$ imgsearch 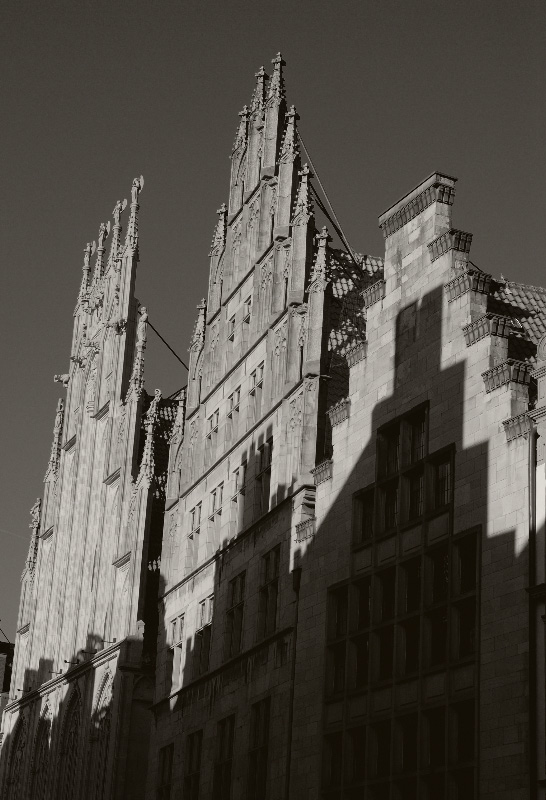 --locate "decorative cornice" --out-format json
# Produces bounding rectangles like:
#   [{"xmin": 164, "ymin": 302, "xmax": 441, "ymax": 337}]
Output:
[
  {"xmin": 295, "ymin": 517, "xmax": 316, "ymax": 542},
  {"xmin": 311, "ymin": 459, "xmax": 333, "ymax": 485},
  {"xmin": 502, "ymin": 412, "xmax": 534, "ymax": 442},
  {"xmin": 362, "ymin": 280, "xmax": 386, "ymax": 309},
  {"xmin": 462, "ymin": 313, "xmax": 513, "ymax": 347},
  {"xmin": 428, "ymin": 228, "xmax": 473, "ymax": 262},
  {"xmin": 327, "ymin": 397, "xmax": 350, "ymax": 426},
  {"xmin": 444, "ymin": 267, "xmax": 492, "ymax": 302},
  {"xmin": 482, "ymin": 359, "xmax": 531, "ymax": 393},
  {"xmin": 379, "ymin": 179, "xmax": 456, "ymax": 239},
  {"xmin": 345, "ymin": 341, "xmax": 367, "ymax": 367}
]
